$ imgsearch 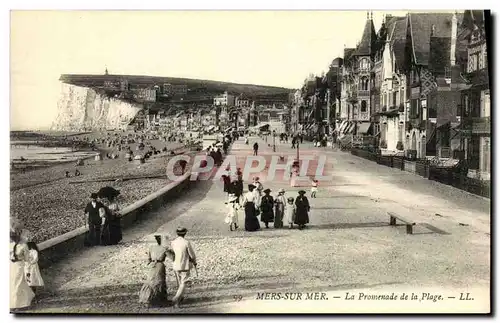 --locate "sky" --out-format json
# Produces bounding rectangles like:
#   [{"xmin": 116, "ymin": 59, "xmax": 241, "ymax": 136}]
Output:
[{"xmin": 10, "ymin": 10, "xmax": 409, "ymax": 130}]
